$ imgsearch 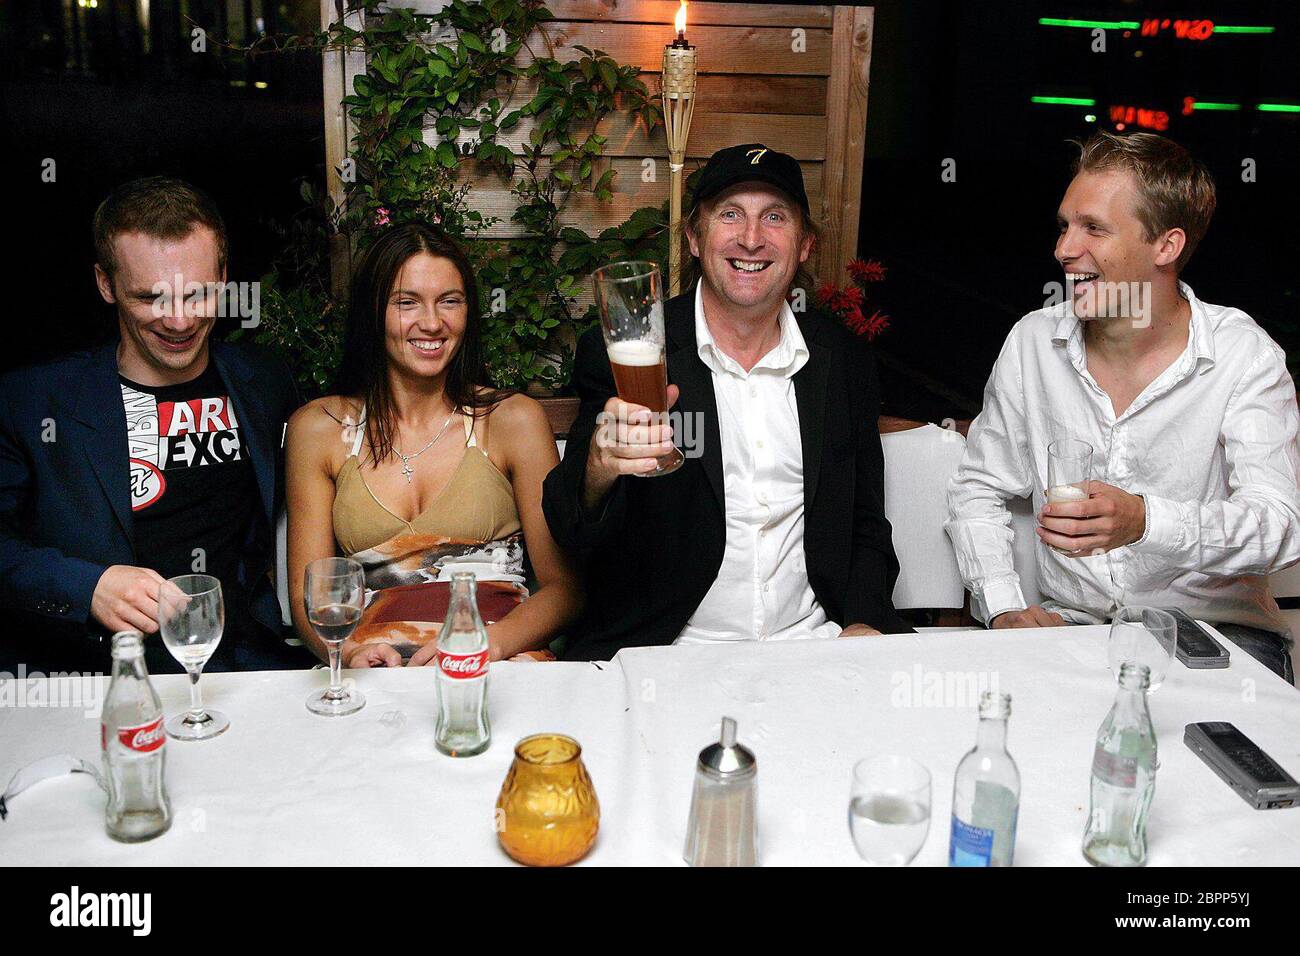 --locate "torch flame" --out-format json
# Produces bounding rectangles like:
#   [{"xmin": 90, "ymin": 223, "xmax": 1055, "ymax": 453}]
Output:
[{"xmin": 675, "ymin": 0, "xmax": 687, "ymax": 36}]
